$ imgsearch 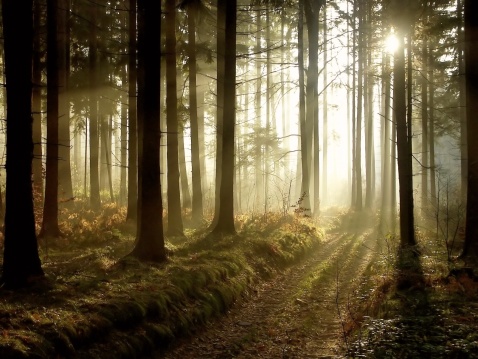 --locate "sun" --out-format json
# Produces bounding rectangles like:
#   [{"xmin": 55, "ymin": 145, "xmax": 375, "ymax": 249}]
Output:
[{"xmin": 385, "ymin": 33, "xmax": 399, "ymax": 54}]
